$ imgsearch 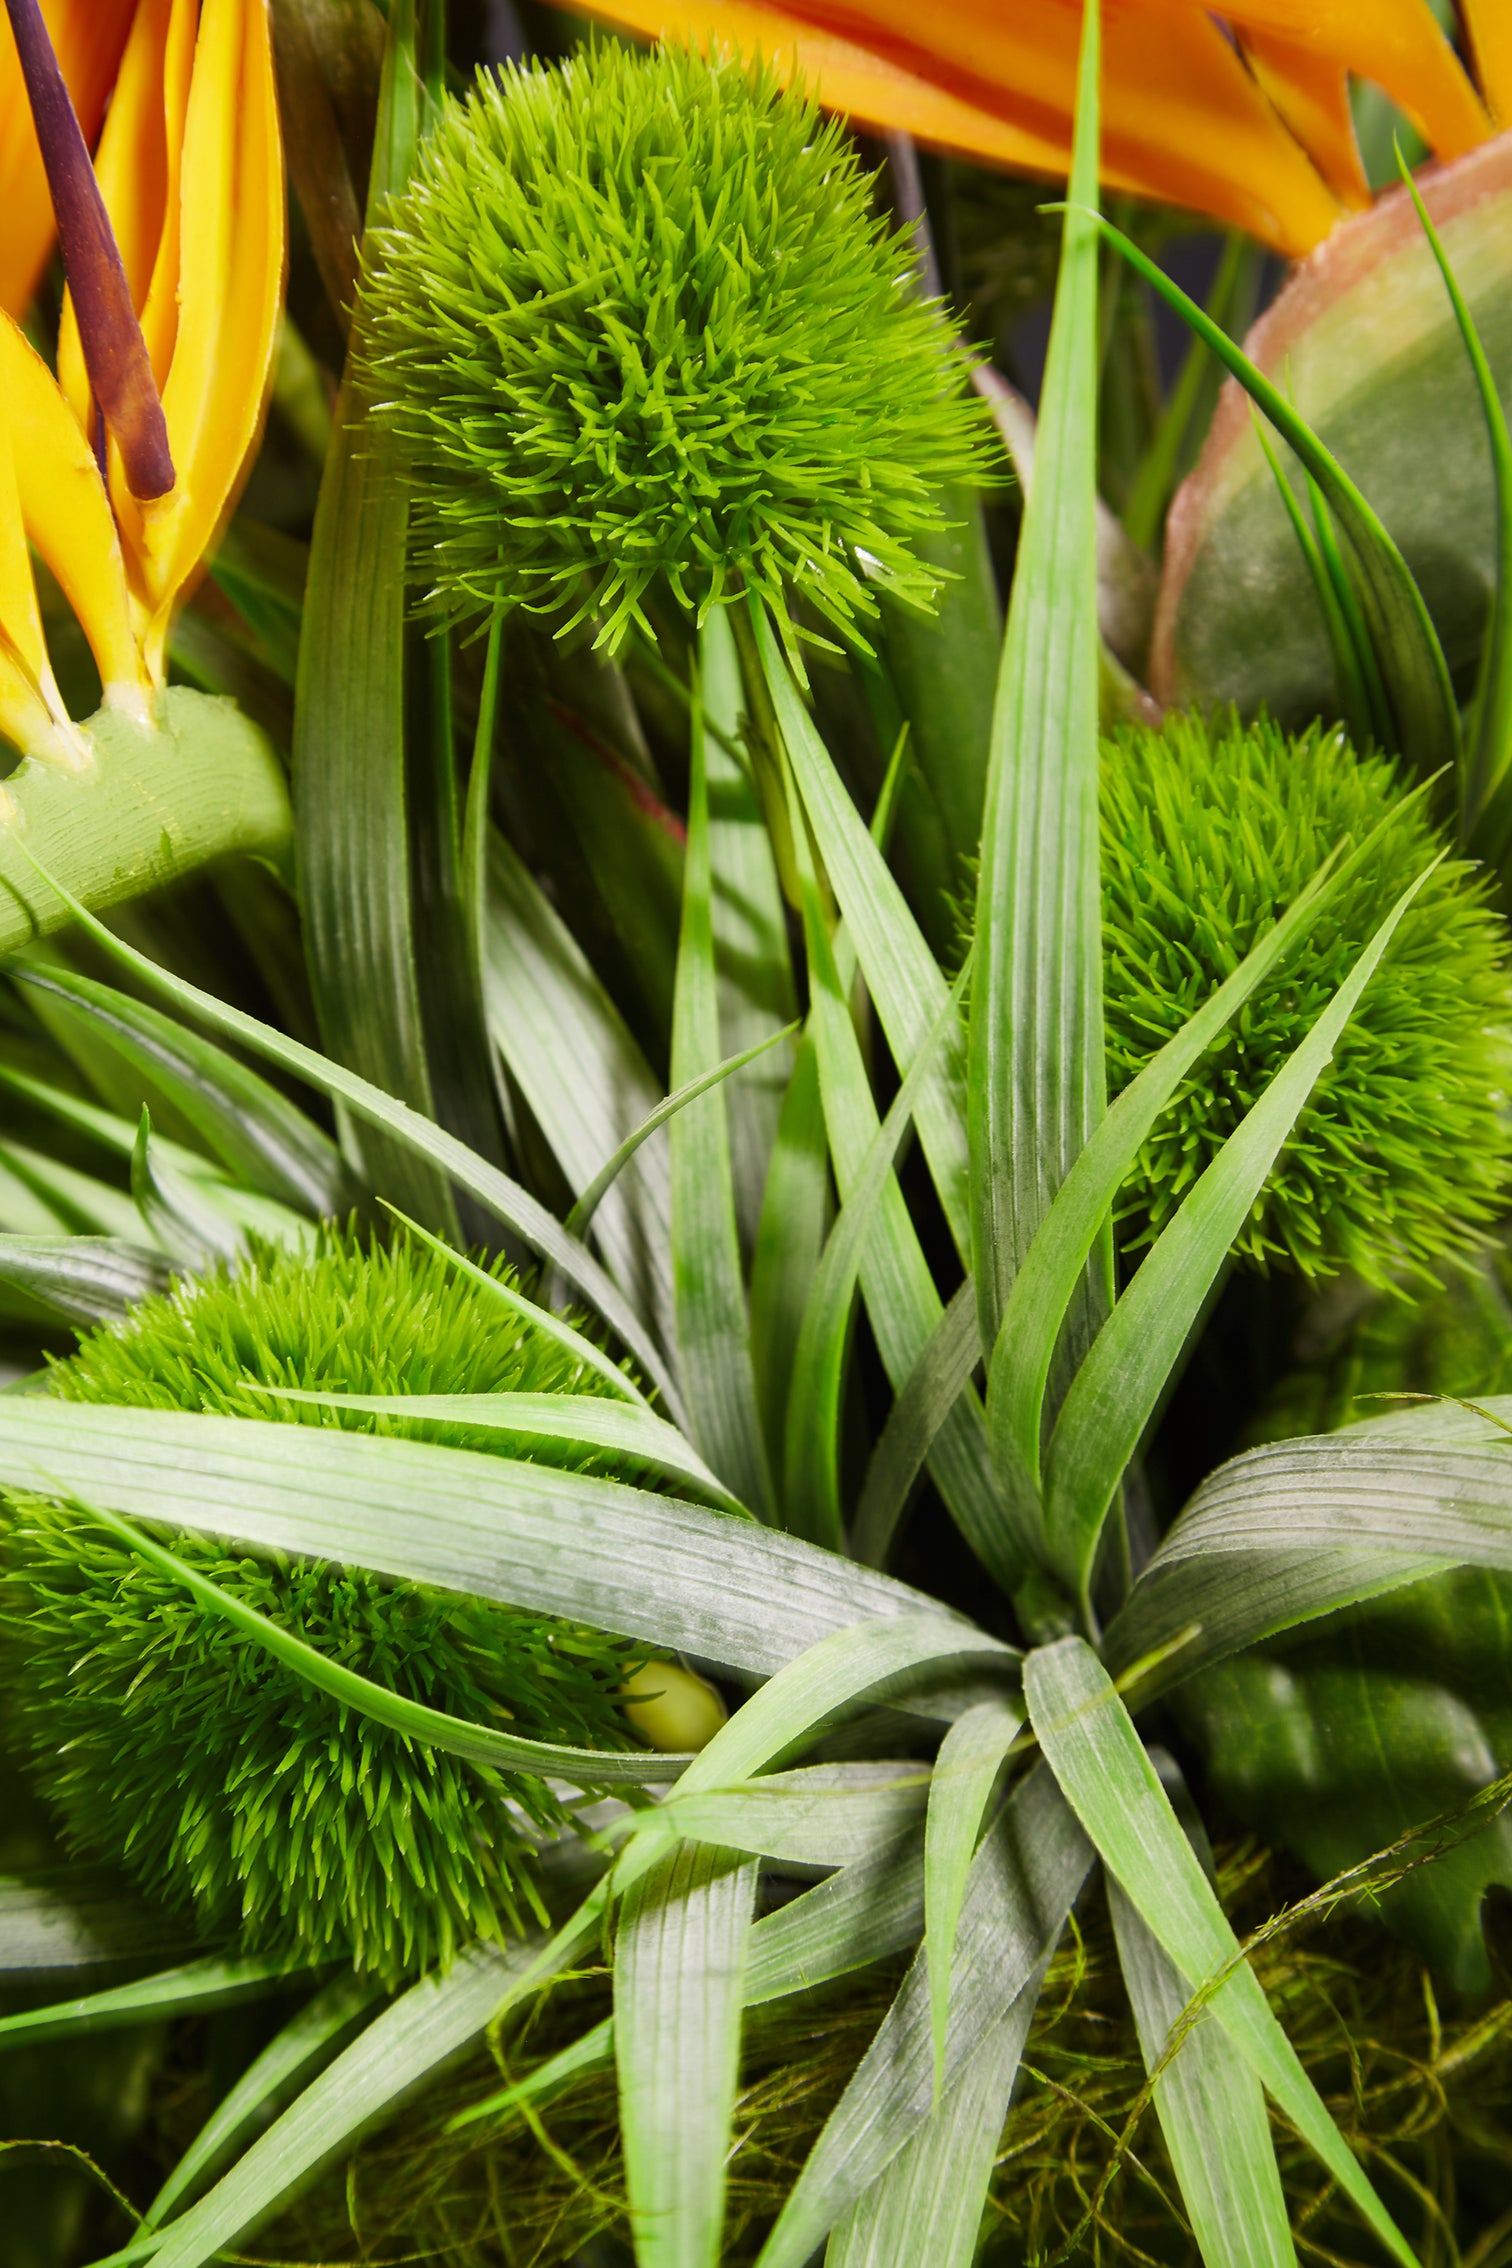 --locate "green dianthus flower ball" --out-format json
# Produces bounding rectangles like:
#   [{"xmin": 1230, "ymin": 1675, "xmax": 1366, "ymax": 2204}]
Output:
[
  {"xmin": 1101, "ymin": 712, "xmax": 1512, "ymax": 1283},
  {"xmin": 0, "ymin": 1226, "xmax": 656, "ymax": 1982},
  {"xmin": 359, "ymin": 41, "xmax": 996, "ymax": 649}
]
